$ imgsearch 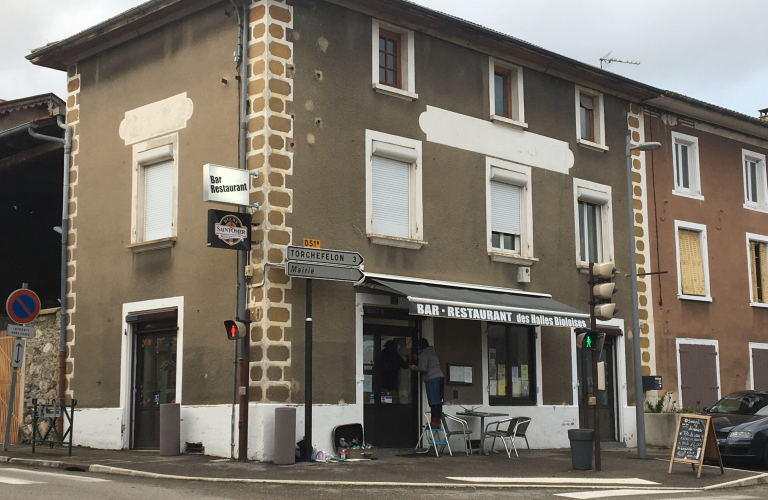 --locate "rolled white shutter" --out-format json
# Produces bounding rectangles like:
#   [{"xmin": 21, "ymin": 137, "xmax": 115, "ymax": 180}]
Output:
[
  {"xmin": 144, "ymin": 160, "xmax": 174, "ymax": 241},
  {"xmin": 491, "ymin": 180, "xmax": 521, "ymax": 235},
  {"xmin": 371, "ymin": 155, "xmax": 410, "ymax": 238}
]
